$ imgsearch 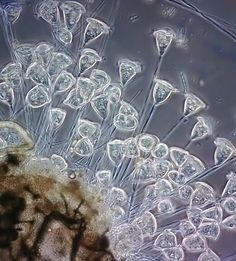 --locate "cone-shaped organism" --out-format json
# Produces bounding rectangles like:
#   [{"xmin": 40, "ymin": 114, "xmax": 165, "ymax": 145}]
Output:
[
  {"xmin": 182, "ymin": 233, "xmax": 207, "ymax": 253},
  {"xmin": 154, "ymin": 229, "xmax": 177, "ymax": 249},
  {"xmin": 49, "ymin": 108, "xmax": 67, "ymax": 130},
  {"xmin": 77, "ymin": 119, "xmax": 101, "ymax": 143},
  {"xmin": 37, "ymin": 0, "xmax": 60, "ymax": 25},
  {"xmin": 63, "ymin": 88, "xmax": 86, "ymax": 109},
  {"xmin": 113, "ymin": 114, "xmax": 138, "ymax": 132},
  {"xmin": 190, "ymin": 116, "xmax": 212, "ymax": 141},
  {"xmin": 198, "ymin": 249, "xmax": 221, "ymax": 261},
  {"xmin": 0, "ymin": 82, "xmax": 14, "ymax": 107},
  {"xmin": 54, "ymin": 26, "xmax": 73, "ymax": 45},
  {"xmin": 90, "ymin": 69, "xmax": 111, "ymax": 92},
  {"xmin": 53, "ymin": 70, "xmax": 75, "ymax": 93},
  {"xmin": 51, "ymin": 154, "xmax": 68, "ymax": 171},
  {"xmin": 76, "ymin": 76, "xmax": 96, "ymax": 101},
  {"xmin": 73, "ymin": 137, "xmax": 94, "ymax": 157},
  {"xmin": 25, "ymin": 85, "xmax": 51, "ymax": 108},
  {"xmin": 107, "ymin": 139, "xmax": 125, "ymax": 166},
  {"xmin": 78, "ymin": 48, "xmax": 101, "ymax": 74},
  {"xmin": 1, "ymin": 63, "xmax": 22, "ymax": 87},
  {"xmin": 33, "ymin": 42, "xmax": 54, "ymax": 67},
  {"xmin": 183, "ymin": 93, "xmax": 206, "ymax": 117},
  {"xmin": 91, "ymin": 94, "xmax": 110, "ymax": 119},
  {"xmin": 153, "ymin": 28, "xmax": 175, "ymax": 56},
  {"xmin": 14, "ymin": 43, "xmax": 35, "ymax": 67},
  {"xmin": 5, "ymin": 4, "xmax": 22, "ymax": 24},
  {"xmin": 48, "ymin": 52, "xmax": 72, "ymax": 76}
]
